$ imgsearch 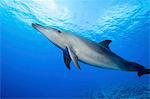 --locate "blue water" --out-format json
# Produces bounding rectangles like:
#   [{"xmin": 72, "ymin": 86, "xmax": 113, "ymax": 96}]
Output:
[{"xmin": 1, "ymin": 0, "xmax": 150, "ymax": 98}]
